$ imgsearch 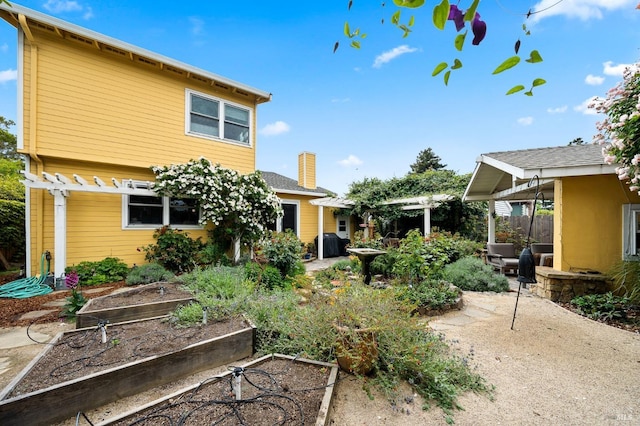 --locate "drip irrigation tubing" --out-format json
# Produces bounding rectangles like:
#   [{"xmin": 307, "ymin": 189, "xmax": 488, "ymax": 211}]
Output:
[{"xmin": 0, "ymin": 252, "xmax": 53, "ymax": 299}]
